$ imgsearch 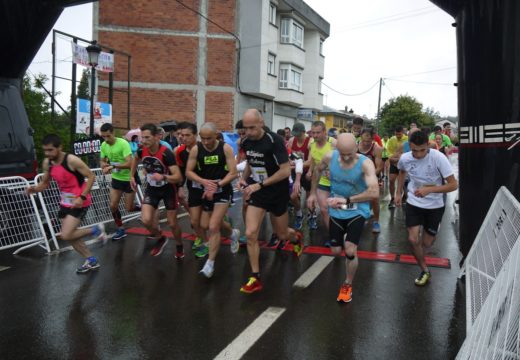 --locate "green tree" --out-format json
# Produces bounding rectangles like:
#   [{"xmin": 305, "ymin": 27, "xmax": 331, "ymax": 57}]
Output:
[
  {"xmin": 379, "ymin": 95, "xmax": 437, "ymax": 135},
  {"xmin": 22, "ymin": 74, "xmax": 71, "ymax": 164},
  {"xmin": 77, "ymin": 69, "xmax": 90, "ymax": 99}
]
